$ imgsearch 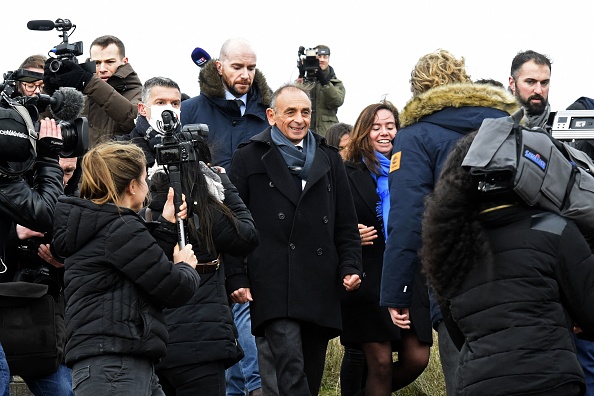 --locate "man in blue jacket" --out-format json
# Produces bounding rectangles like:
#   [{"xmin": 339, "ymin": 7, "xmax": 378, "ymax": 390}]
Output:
[{"xmin": 181, "ymin": 37, "xmax": 272, "ymax": 396}]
